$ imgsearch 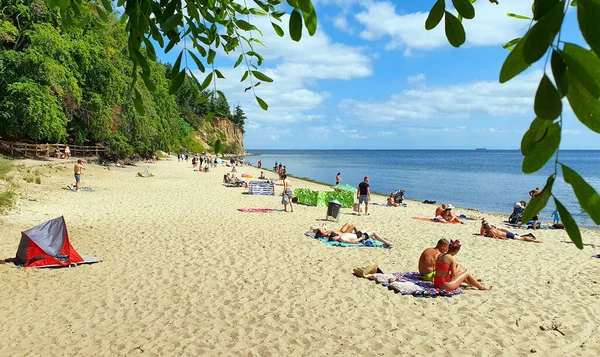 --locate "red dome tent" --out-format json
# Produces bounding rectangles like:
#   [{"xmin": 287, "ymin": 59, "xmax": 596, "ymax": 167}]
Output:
[{"xmin": 16, "ymin": 216, "xmax": 99, "ymax": 268}]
